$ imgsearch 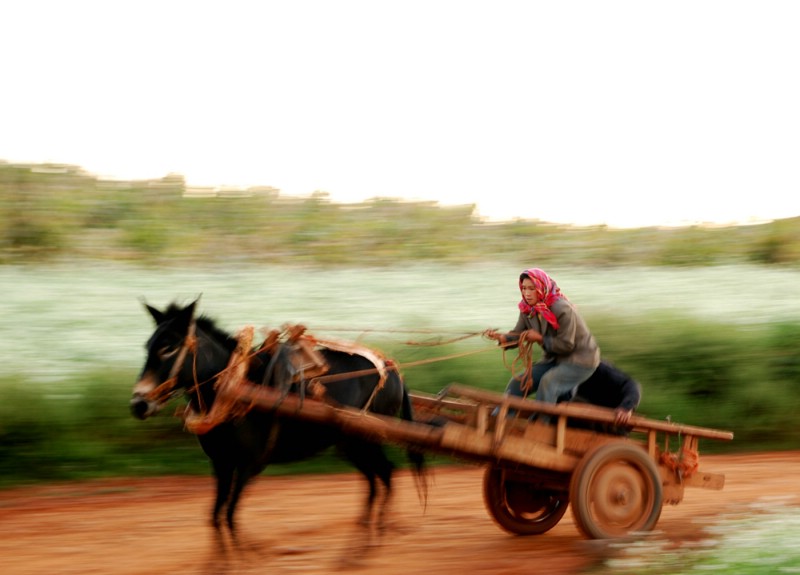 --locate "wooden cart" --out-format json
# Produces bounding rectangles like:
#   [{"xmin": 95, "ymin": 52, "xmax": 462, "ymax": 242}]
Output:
[{"xmin": 221, "ymin": 381, "xmax": 733, "ymax": 540}]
